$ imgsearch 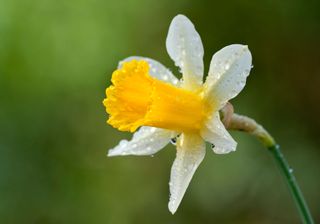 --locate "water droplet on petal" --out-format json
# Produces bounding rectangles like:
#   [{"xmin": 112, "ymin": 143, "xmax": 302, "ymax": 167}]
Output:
[{"xmin": 170, "ymin": 138, "xmax": 177, "ymax": 145}]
